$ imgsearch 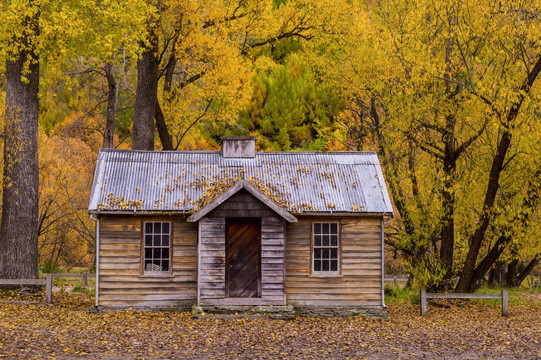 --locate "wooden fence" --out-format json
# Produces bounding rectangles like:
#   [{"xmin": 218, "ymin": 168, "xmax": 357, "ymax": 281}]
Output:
[
  {"xmin": 384, "ymin": 276, "xmax": 409, "ymax": 287},
  {"xmin": 0, "ymin": 273, "xmax": 95, "ymax": 304},
  {"xmin": 420, "ymin": 289, "xmax": 508, "ymax": 317}
]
